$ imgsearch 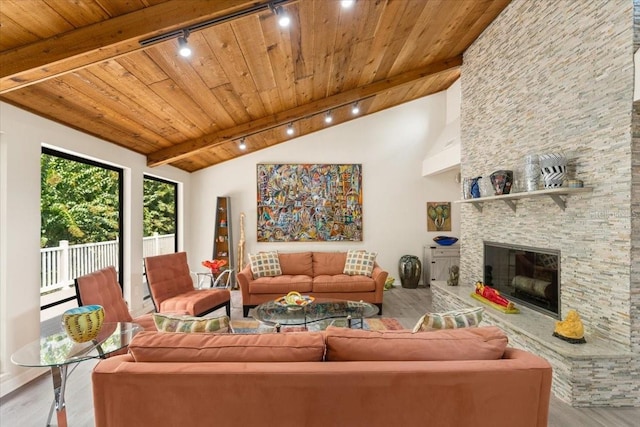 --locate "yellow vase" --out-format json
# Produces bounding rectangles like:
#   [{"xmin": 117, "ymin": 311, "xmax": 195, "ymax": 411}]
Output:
[{"xmin": 62, "ymin": 305, "xmax": 105, "ymax": 343}]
